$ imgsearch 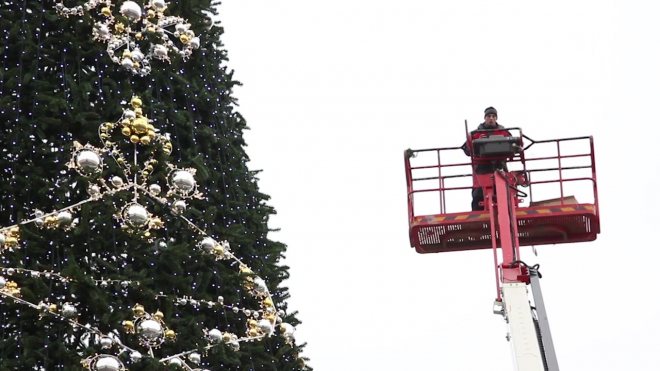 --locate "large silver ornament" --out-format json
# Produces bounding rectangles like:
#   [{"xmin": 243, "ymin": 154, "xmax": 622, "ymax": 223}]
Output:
[
  {"xmin": 77, "ymin": 150, "xmax": 101, "ymax": 172},
  {"xmin": 168, "ymin": 358, "xmax": 183, "ymax": 367},
  {"xmin": 200, "ymin": 237, "xmax": 215, "ymax": 252},
  {"xmin": 120, "ymin": 1, "xmax": 142, "ymax": 21},
  {"xmin": 121, "ymin": 58, "xmax": 134, "ymax": 69},
  {"xmin": 154, "ymin": 44, "xmax": 168, "ymax": 58},
  {"xmin": 253, "ymin": 278, "xmax": 268, "ymax": 294},
  {"xmin": 189, "ymin": 352, "xmax": 201, "ymax": 364},
  {"xmin": 124, "ymin": 109, "xmax": 136, "ymax": 119},
  {"xmin": 127, "ymin": 205, "xmax": 149, "ymax": 227},
  {"xmin": 130, "ymin": 351, "xmax": 142, "ymax": 362},
  {"xmin": 152, "ymin": 0, "xmax": 167, "ymax": 11},
  {"xmin": 0, "ymin": 233, "xmax": 6, "ymax": 247},
  {"xmin": 95, "ymin": 356, "xmax": 121, "ymax": 371},
  {"xmin": 190, "ymin": 37, "xmax": 200, "ymax": 49},
  {"xmin": 258, "ymin": 319, "xmax": 274, "ymax": 335},
  {"xmin": 100, "ymin": 336, "xmax": 113, "ymax": 349},
  {"xmin": 207, "ymin": 329, "xmax": 222, "ymax": 343},
  {"xmin": 57, "ymin": 211, "xmax": 73, "ymax": 226},
  {"xmin": 111, "ymin": 176, "xmax": 124, "ymax": 187},
  {"xmin": 149, "ymin": 184, "xmax": 162, "ymax": 194},
  {"xmin": 0, "ymin": 276, "xmax": 6, "ymax": 289},
  {"xmin": 172, "ymin": 200, "xmax": 186, "ymax": 213},
  {"xmin": 62, "ymin": 303, "xmax": 77, "ymax": 318},
  {"xmin": 138, "ymin": 319, "xmax": 163, "ymax": 340},
  {"xmin": 172, "ymin": 170, "xmax": 195, "ymax": 191}
]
